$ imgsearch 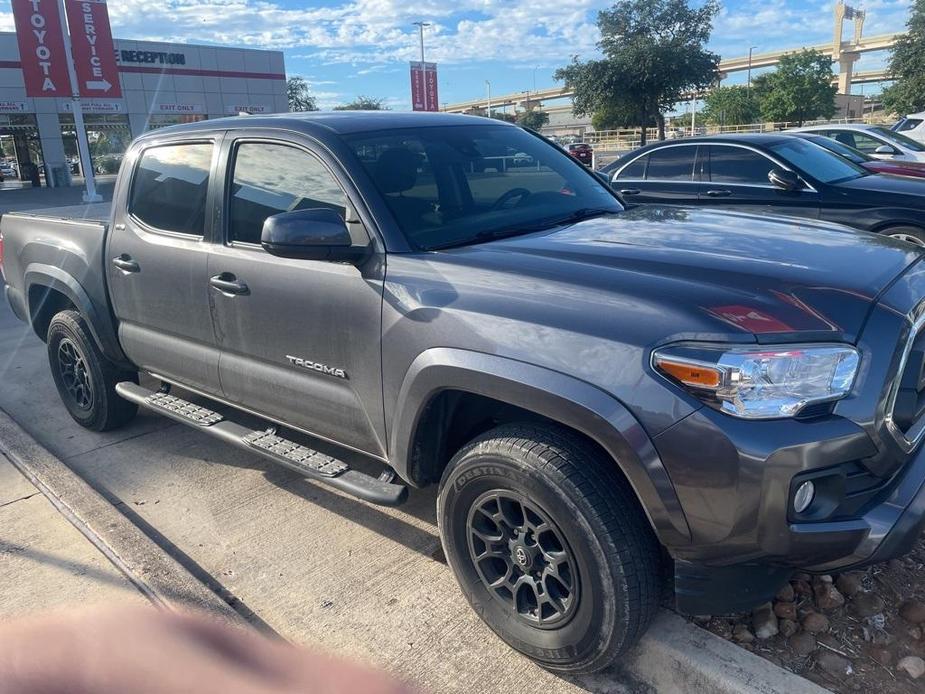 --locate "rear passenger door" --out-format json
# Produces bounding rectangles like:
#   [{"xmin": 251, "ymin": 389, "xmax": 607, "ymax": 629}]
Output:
[
  {"xmin": 107, "ymin": 135, "xmax": 223, "ymax": 395},
  {"xmin": 702, "ymin": 145, "xmax": 820, "ymax": 220},
  {"xmin": 207, "ymin": 135, "xmax": 387, "ymax": 457},
  {"xmin": 611, "ymin": 145, "xmax": 701, "ymax": 205}
]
